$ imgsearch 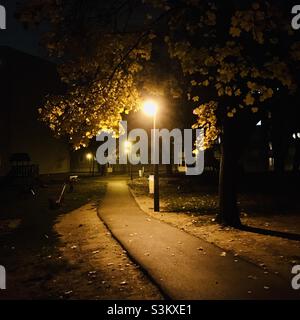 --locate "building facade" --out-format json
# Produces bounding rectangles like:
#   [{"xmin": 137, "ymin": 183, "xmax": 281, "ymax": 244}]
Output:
[{"xmin": 0, "ymin": 47, "xmax": 70, "ymax": 177}]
